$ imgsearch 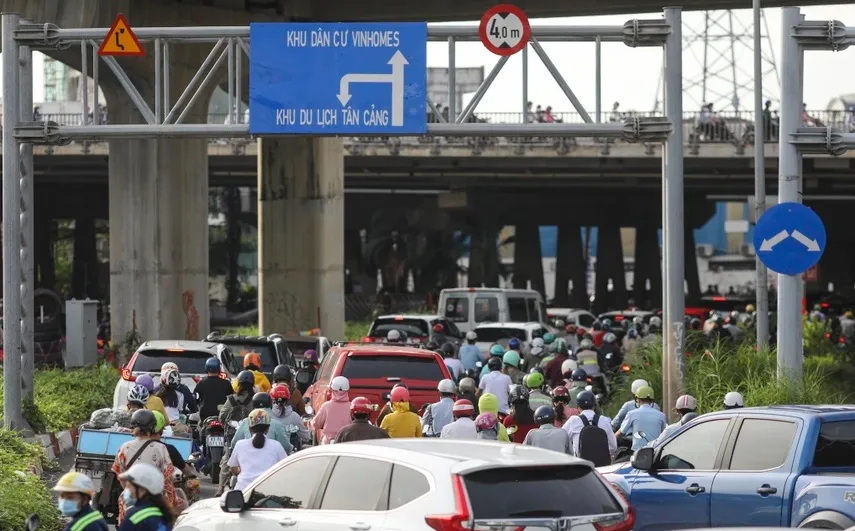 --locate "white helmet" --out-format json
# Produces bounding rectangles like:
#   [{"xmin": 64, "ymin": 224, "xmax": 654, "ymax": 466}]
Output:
[
  {"xmin": 579, "ymin": 338, "xmax": 594, "ymax": 349},
  {"xmin": 675, "ymin": 394, "xmax": 697, "ymax": 410},
  {"xmin": 437, "ymin": 379, "xmax": 456, "ymax": 394},
  {"xmin": 465, "ymin": 331, "xmax": 477, "ymax": 341},
  {"xmin": 724, "ymin": 391, "xmax": 744, "ymax": 408},
  {"xmin": 127, "ymin": 384, "xmax": 150, "ymax": 405},
  {"xmin": 631, "ymin": 379, "xmax": 650, "ymax": 395},
  {"xmin": 458, "ymin": 377, "xmax": 476, "ymax": 393},
  {"xmin": 119, "ymin": 463, "xmax": 165, "ymax": 495},
  {"xmin": 561, "ymin": 359, "xmax": 578, "ymax": 375},
  {"xmin": 162, "ymin": 368, "xmax": 181, "ymax": 387},
  {"xmin": 160, "ymin": 362, "xmax": 179, "ymax": 380},
  {"xmin": 331, "ymin": 376, "xmax": 350, "ymax": 392},
  {"xmin": 386, "ymin": 329, "xmax": 401, "ymax": 342},
  {"xmin": 649, "ymin": 316, "xmax": 662, "ymax": 328},
  {"xmin": 603, "ymin": 332, "xmax": 617, "ymax": 343}
]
